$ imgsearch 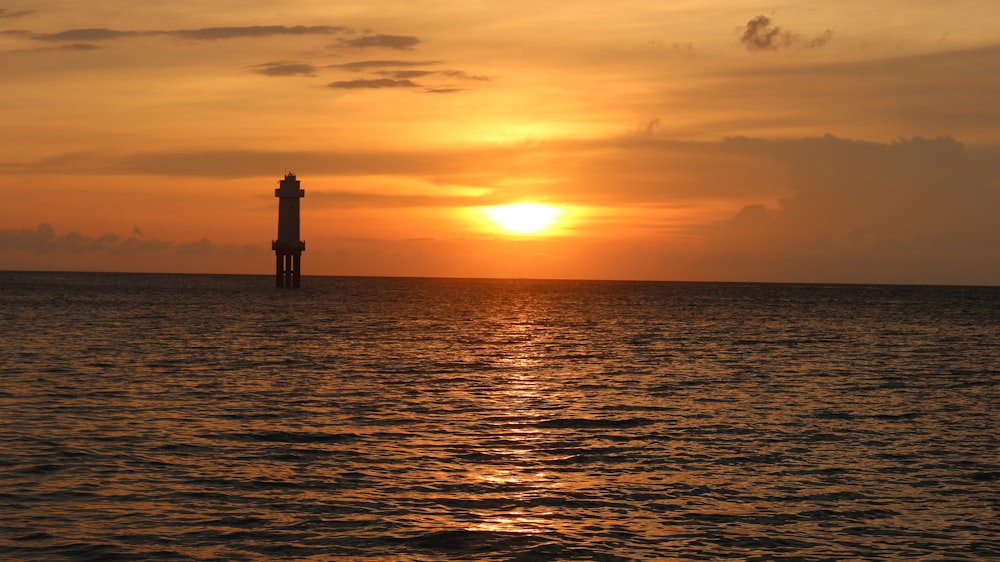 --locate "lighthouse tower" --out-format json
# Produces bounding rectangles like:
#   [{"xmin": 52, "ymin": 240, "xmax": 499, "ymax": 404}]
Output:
[{"xmin": 272, "ymin": 173, "xmax": 305, "ymax": 288}]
